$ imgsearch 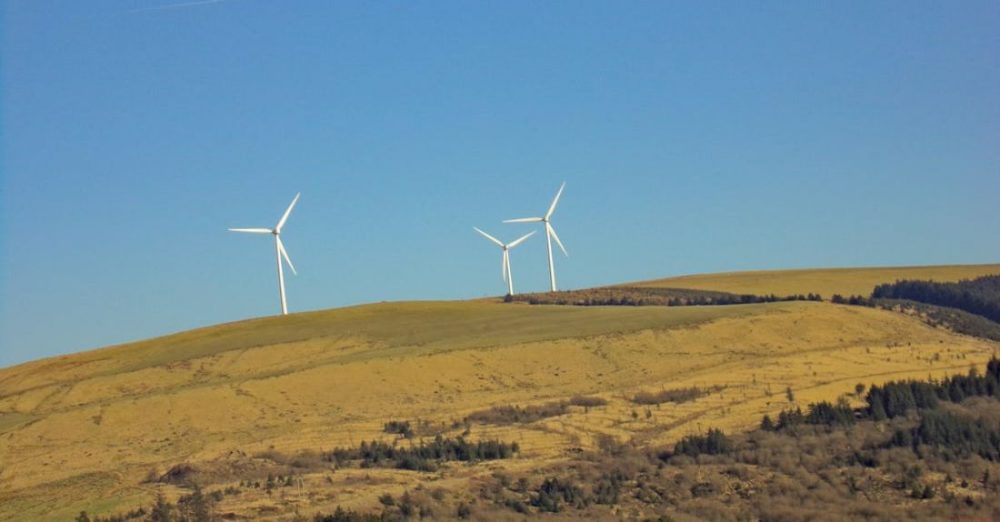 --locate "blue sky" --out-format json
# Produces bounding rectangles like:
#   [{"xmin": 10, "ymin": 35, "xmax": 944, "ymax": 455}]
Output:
[{"xmin": 2, "ymin": 1, "xmax": 998, "ymax": 367}]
